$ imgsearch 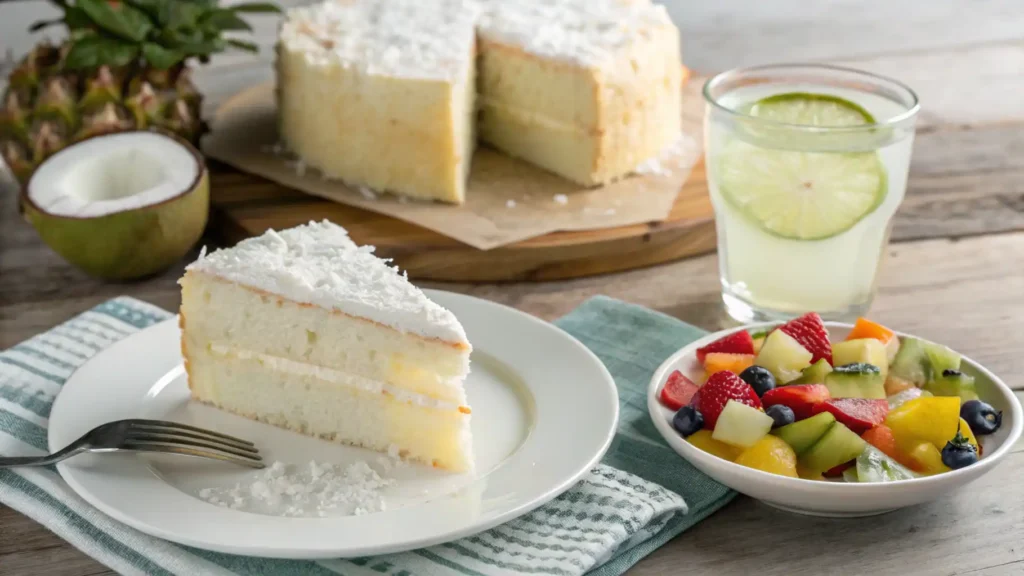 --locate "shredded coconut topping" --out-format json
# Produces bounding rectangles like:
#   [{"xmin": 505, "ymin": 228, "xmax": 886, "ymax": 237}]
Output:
[
  {"xmin": 478, "ymin": 0, "xmax": 674, "ymax": 67},
  {"xmin": 198, "ymin": 460, "xmax": 396, "ymax": 517},
  {"xmin": 279, "ymin": 0, "xmax": 480, "ymax": 80},
  {"xmin": 633, "ymin": 134, "xmax": 693, "ymax": 177},
  {"xmin": 186, "ymin": 220, "xmax": 468, "ymax": 344}
]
